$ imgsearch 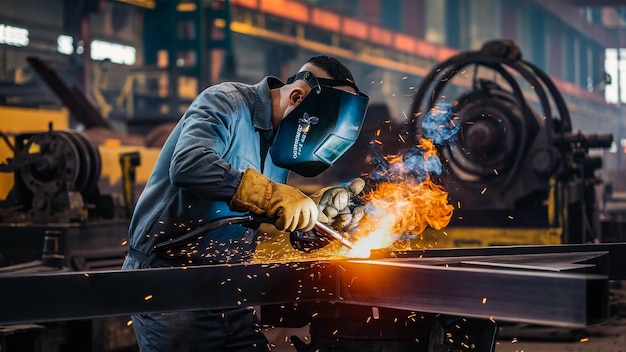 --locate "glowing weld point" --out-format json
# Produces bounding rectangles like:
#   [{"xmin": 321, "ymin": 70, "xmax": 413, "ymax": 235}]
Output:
[
  {"xmin": 580, "ymin": 337, "xmax": 589, "ymax": 343},
  {"xmin": 127, "ymin": 320, "xmax": 133, "ymax": 326},
  {"xmin": 482, "ymin": 297, "xmax": 487, "ymax": 304}
]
